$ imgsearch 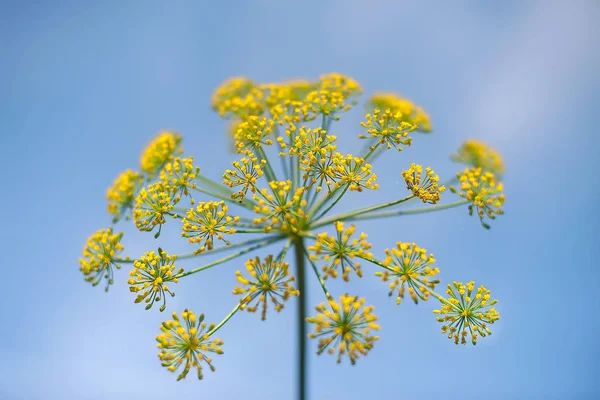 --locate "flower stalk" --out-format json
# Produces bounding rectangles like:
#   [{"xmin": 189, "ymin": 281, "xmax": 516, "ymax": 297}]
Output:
[
  {"xmin": 294, "ymin": 236, "xmax": 308, "ymax": 400},
  {"xmin": 322, "ymin": 199, "xmax": 470, "ymax": 225},
  {"xmin": 176, "ymin": 236, "xmax": 284, "ymax": 278}
]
